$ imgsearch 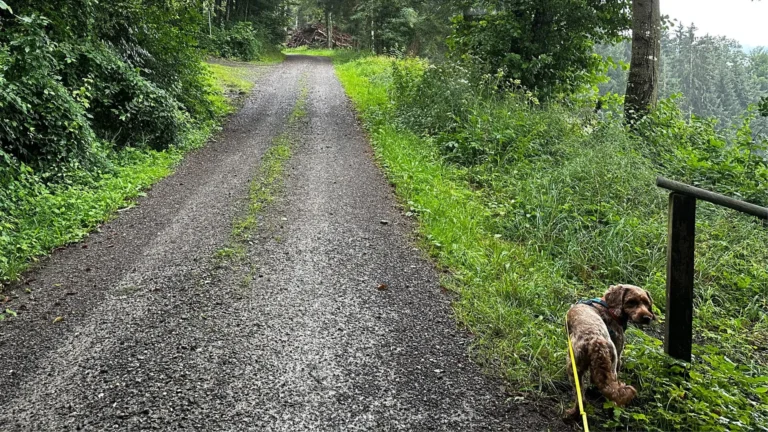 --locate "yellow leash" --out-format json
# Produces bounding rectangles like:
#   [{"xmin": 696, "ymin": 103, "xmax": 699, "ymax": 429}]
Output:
[{"xmin": 567, "ymin": 319, "xmax": 590, "ymax": 432}]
